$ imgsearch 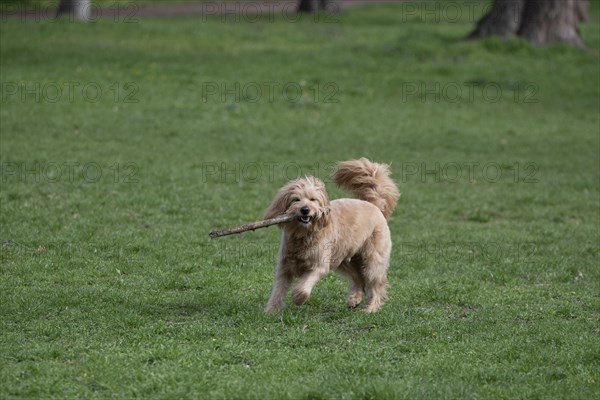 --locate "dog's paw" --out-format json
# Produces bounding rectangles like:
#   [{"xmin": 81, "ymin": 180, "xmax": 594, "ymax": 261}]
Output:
[
  {"xmin": 347, "ymin": 296, "xmax": 363, "ymax": 309},
  {"xmin": 292, "ymin": 290, "xmax": 310, "ymax": 306},
  {"xmin": 264, "ymin": 303, "xmax": 283, "ymax": 313}
]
